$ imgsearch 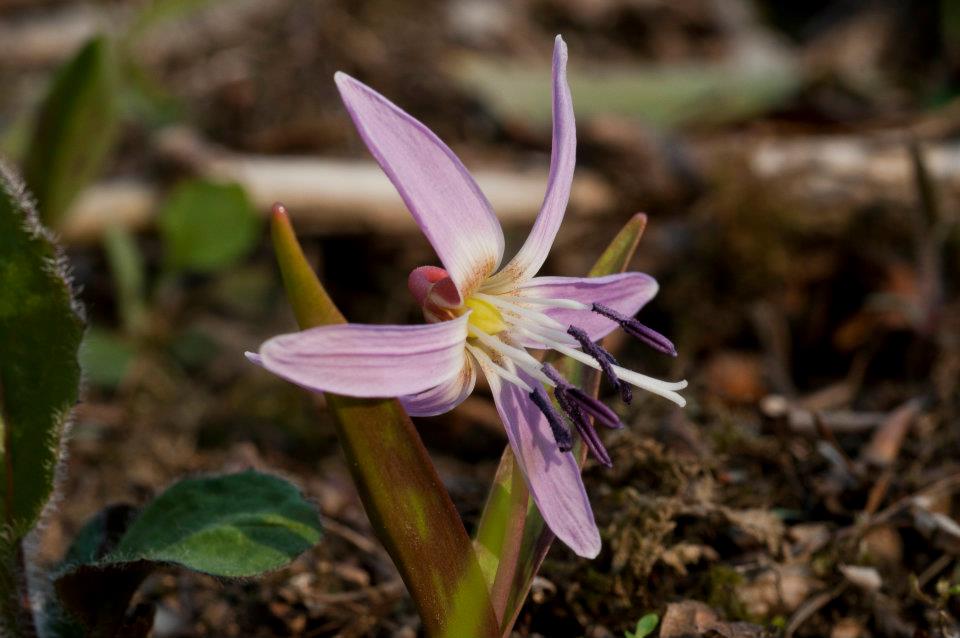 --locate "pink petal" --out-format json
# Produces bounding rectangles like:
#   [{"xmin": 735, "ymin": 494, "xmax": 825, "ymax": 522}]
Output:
[
  {"xmin": 335, "ymin": 73, "xmax": 504, "ymax": 301},
  {"xmin": 485, "ymin": 35, "xmax": 575, "ymax": 290},
  {"xmin": 408, "ymin": 266, "xmax": 460, "ymax": 309},
  {"xmin": 476, "ymin": 358, "xmax": 601, "ymax": 558},
  {"xmin": 517, "ymin": 272, "xmax": 658, "ymax": 345},
  {"xmin": 251, "ymin": 315, "xmax": 469, "ymax": 398},
  {"xmin": 401, "ymin": 356, "xmax": 476, "ymax": 416}
]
